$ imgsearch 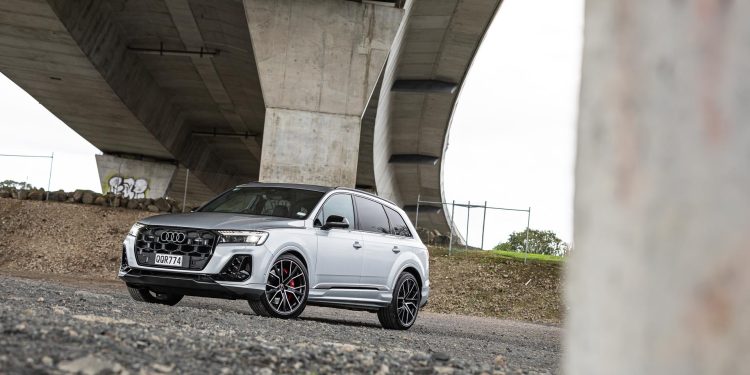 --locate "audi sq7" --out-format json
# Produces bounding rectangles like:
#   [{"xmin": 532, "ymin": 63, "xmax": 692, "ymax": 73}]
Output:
[{"xmin": 118, "ymin": 183, "xmax": 429, "ymax": 329}]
